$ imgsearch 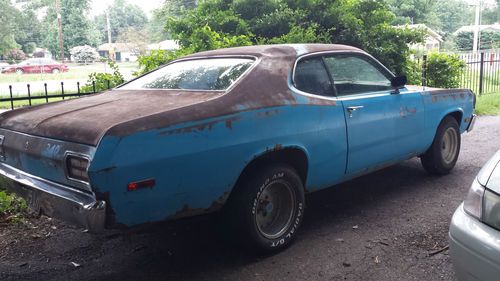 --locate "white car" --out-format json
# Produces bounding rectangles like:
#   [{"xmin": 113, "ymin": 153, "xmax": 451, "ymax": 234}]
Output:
[{"xmin": 450, "ymin": 150, "xmax": 500, "ymax": 281}]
